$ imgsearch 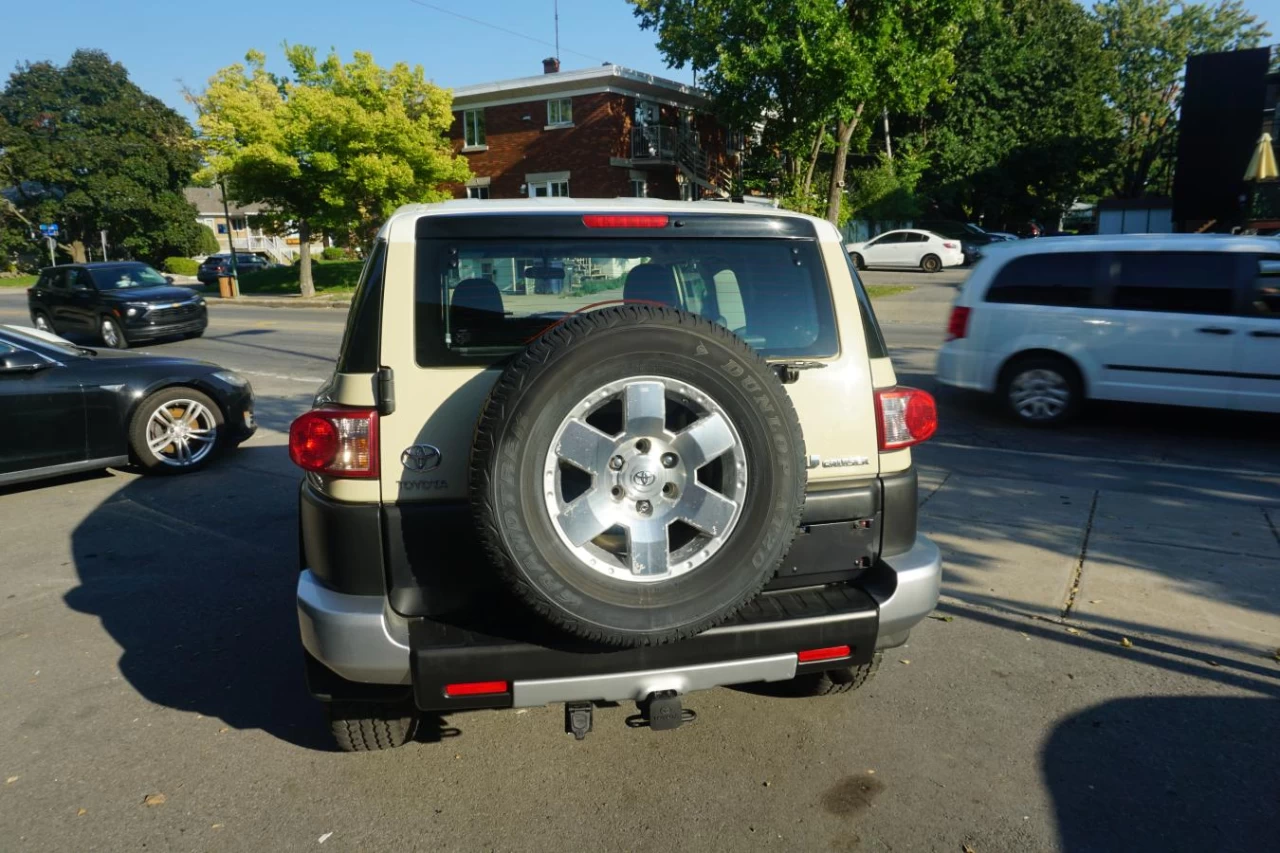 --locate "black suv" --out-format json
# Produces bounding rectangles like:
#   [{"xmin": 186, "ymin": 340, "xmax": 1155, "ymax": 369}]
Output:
[
  {"xmin": 28, "ymin": 262, "xmax": 207, "ymax": 349},
  {"xmin": 197, "ymin": 253, "xmax": 270, "ymax": 284}
]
